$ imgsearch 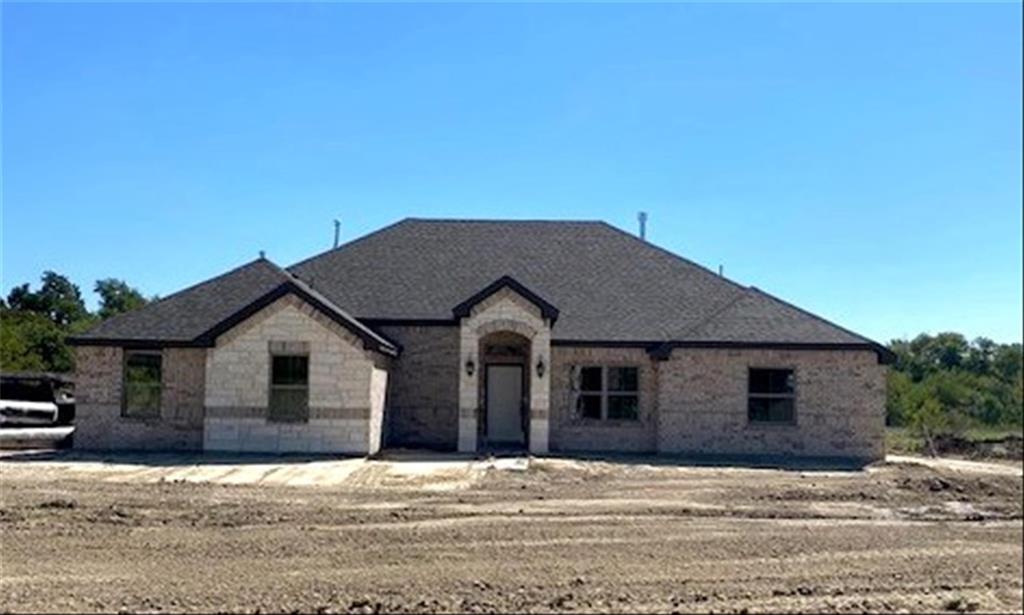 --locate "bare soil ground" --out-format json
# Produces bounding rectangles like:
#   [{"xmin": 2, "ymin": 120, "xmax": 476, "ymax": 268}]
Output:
[{"xmin": 1, "ymin": 454, "xmax": 1021, "ymax": 614}]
